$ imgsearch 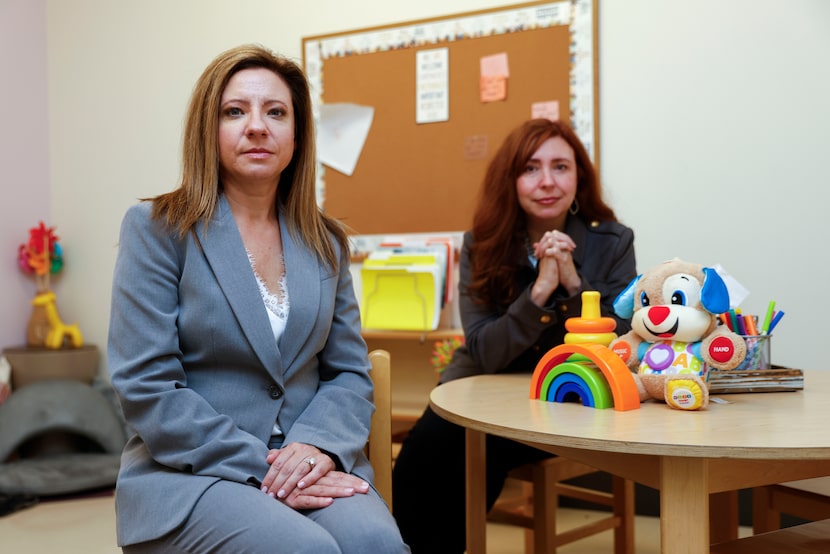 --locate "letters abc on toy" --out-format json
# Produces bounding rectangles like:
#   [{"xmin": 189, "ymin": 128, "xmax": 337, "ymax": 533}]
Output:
[{"xmin": 609, "ymin": 258, "xmax": 746, "ymax": 410}]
